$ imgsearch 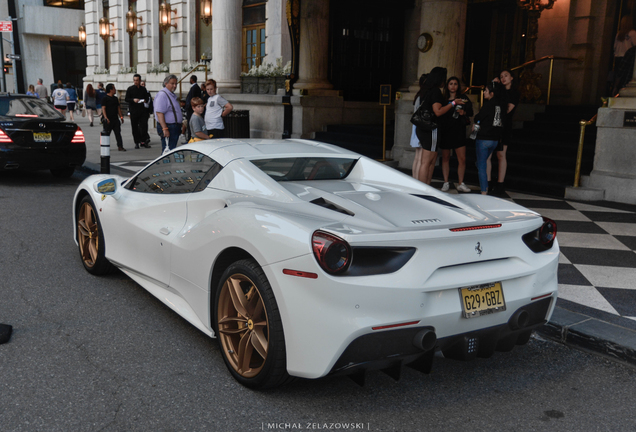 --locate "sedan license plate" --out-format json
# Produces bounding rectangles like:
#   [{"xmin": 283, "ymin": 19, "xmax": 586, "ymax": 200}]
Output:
[
  {"xmin": 33, "ymin": 132, "xmax": 52, "ymax": 143},
  {"xmin": 459, "ymin": 282, "xmax": 506, "ymax": 319}
]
